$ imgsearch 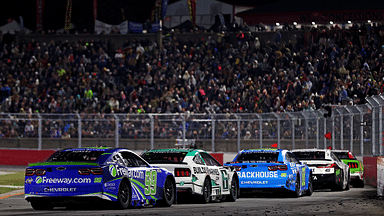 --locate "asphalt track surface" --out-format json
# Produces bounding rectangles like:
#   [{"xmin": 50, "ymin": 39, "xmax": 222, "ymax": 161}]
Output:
[{"xmin": 0, "ymin": 186, "xmax": 383, "ymax": 216}]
